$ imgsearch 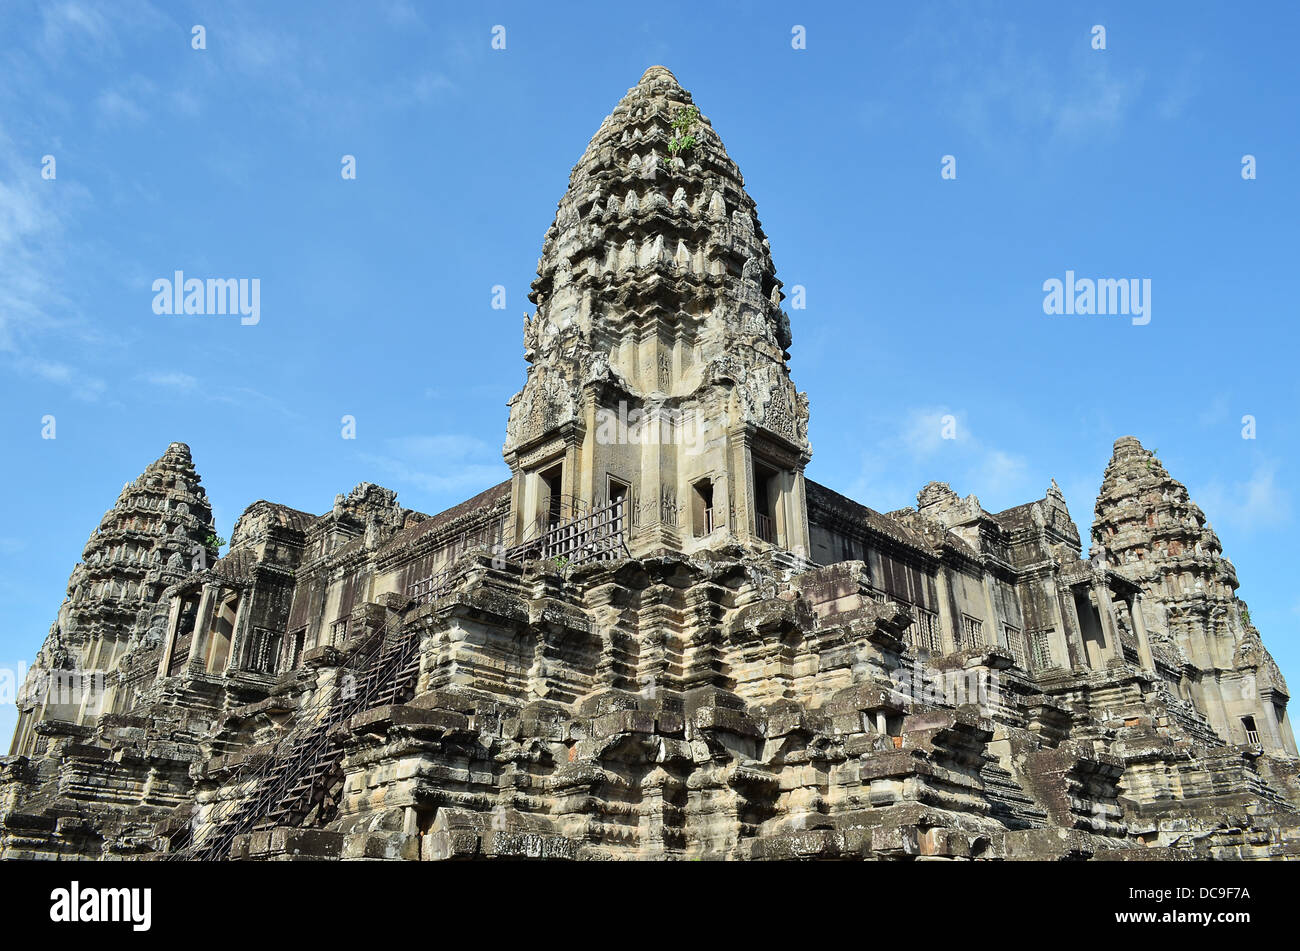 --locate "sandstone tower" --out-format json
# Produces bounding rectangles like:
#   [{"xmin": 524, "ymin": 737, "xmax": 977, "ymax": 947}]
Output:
[
  {"xmin": 504, "ymin": 66, "xmax": 810, "ymax": 560},
  {"xmin": 2, "ymin": 69, "xmax": 1297, "ymax": 861},
  {"xmin": 1093, "ymin": 437, "xmax": 1296, "ymax": 754},
  {"xmin": 9, "ymin": 443, "xmax": 217, "ymax": 756}
]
